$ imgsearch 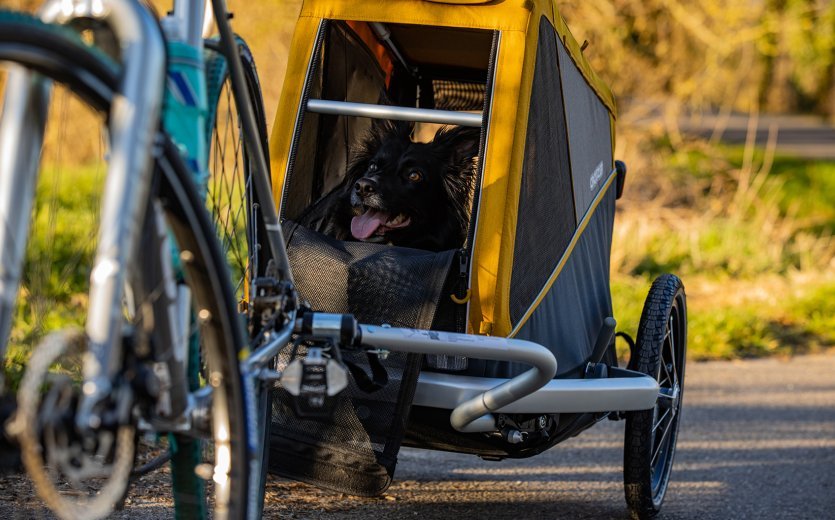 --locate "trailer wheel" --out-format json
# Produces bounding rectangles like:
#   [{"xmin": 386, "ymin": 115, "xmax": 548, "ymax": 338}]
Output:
[{"xmin": 624, "ymin": 274, "xmax": 687, "ymax": 519}]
